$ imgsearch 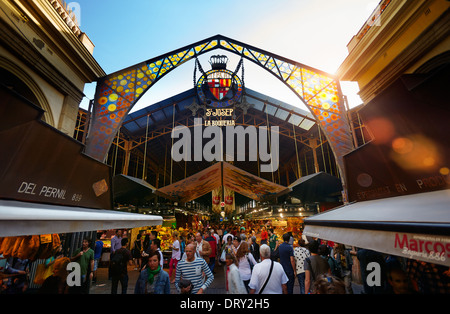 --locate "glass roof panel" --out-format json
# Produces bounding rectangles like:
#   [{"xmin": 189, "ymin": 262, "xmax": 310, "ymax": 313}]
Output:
[
  {"xmin": 274, "ymin": 108, "xmax": 289, "ymax": 120},
  {"xmin": 264, "ymin": 104, "xmax": 277, "ymax": 116},
  {"xmin": 299, "ymin": 119, "xmax": 315, "ymax": 130}
]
